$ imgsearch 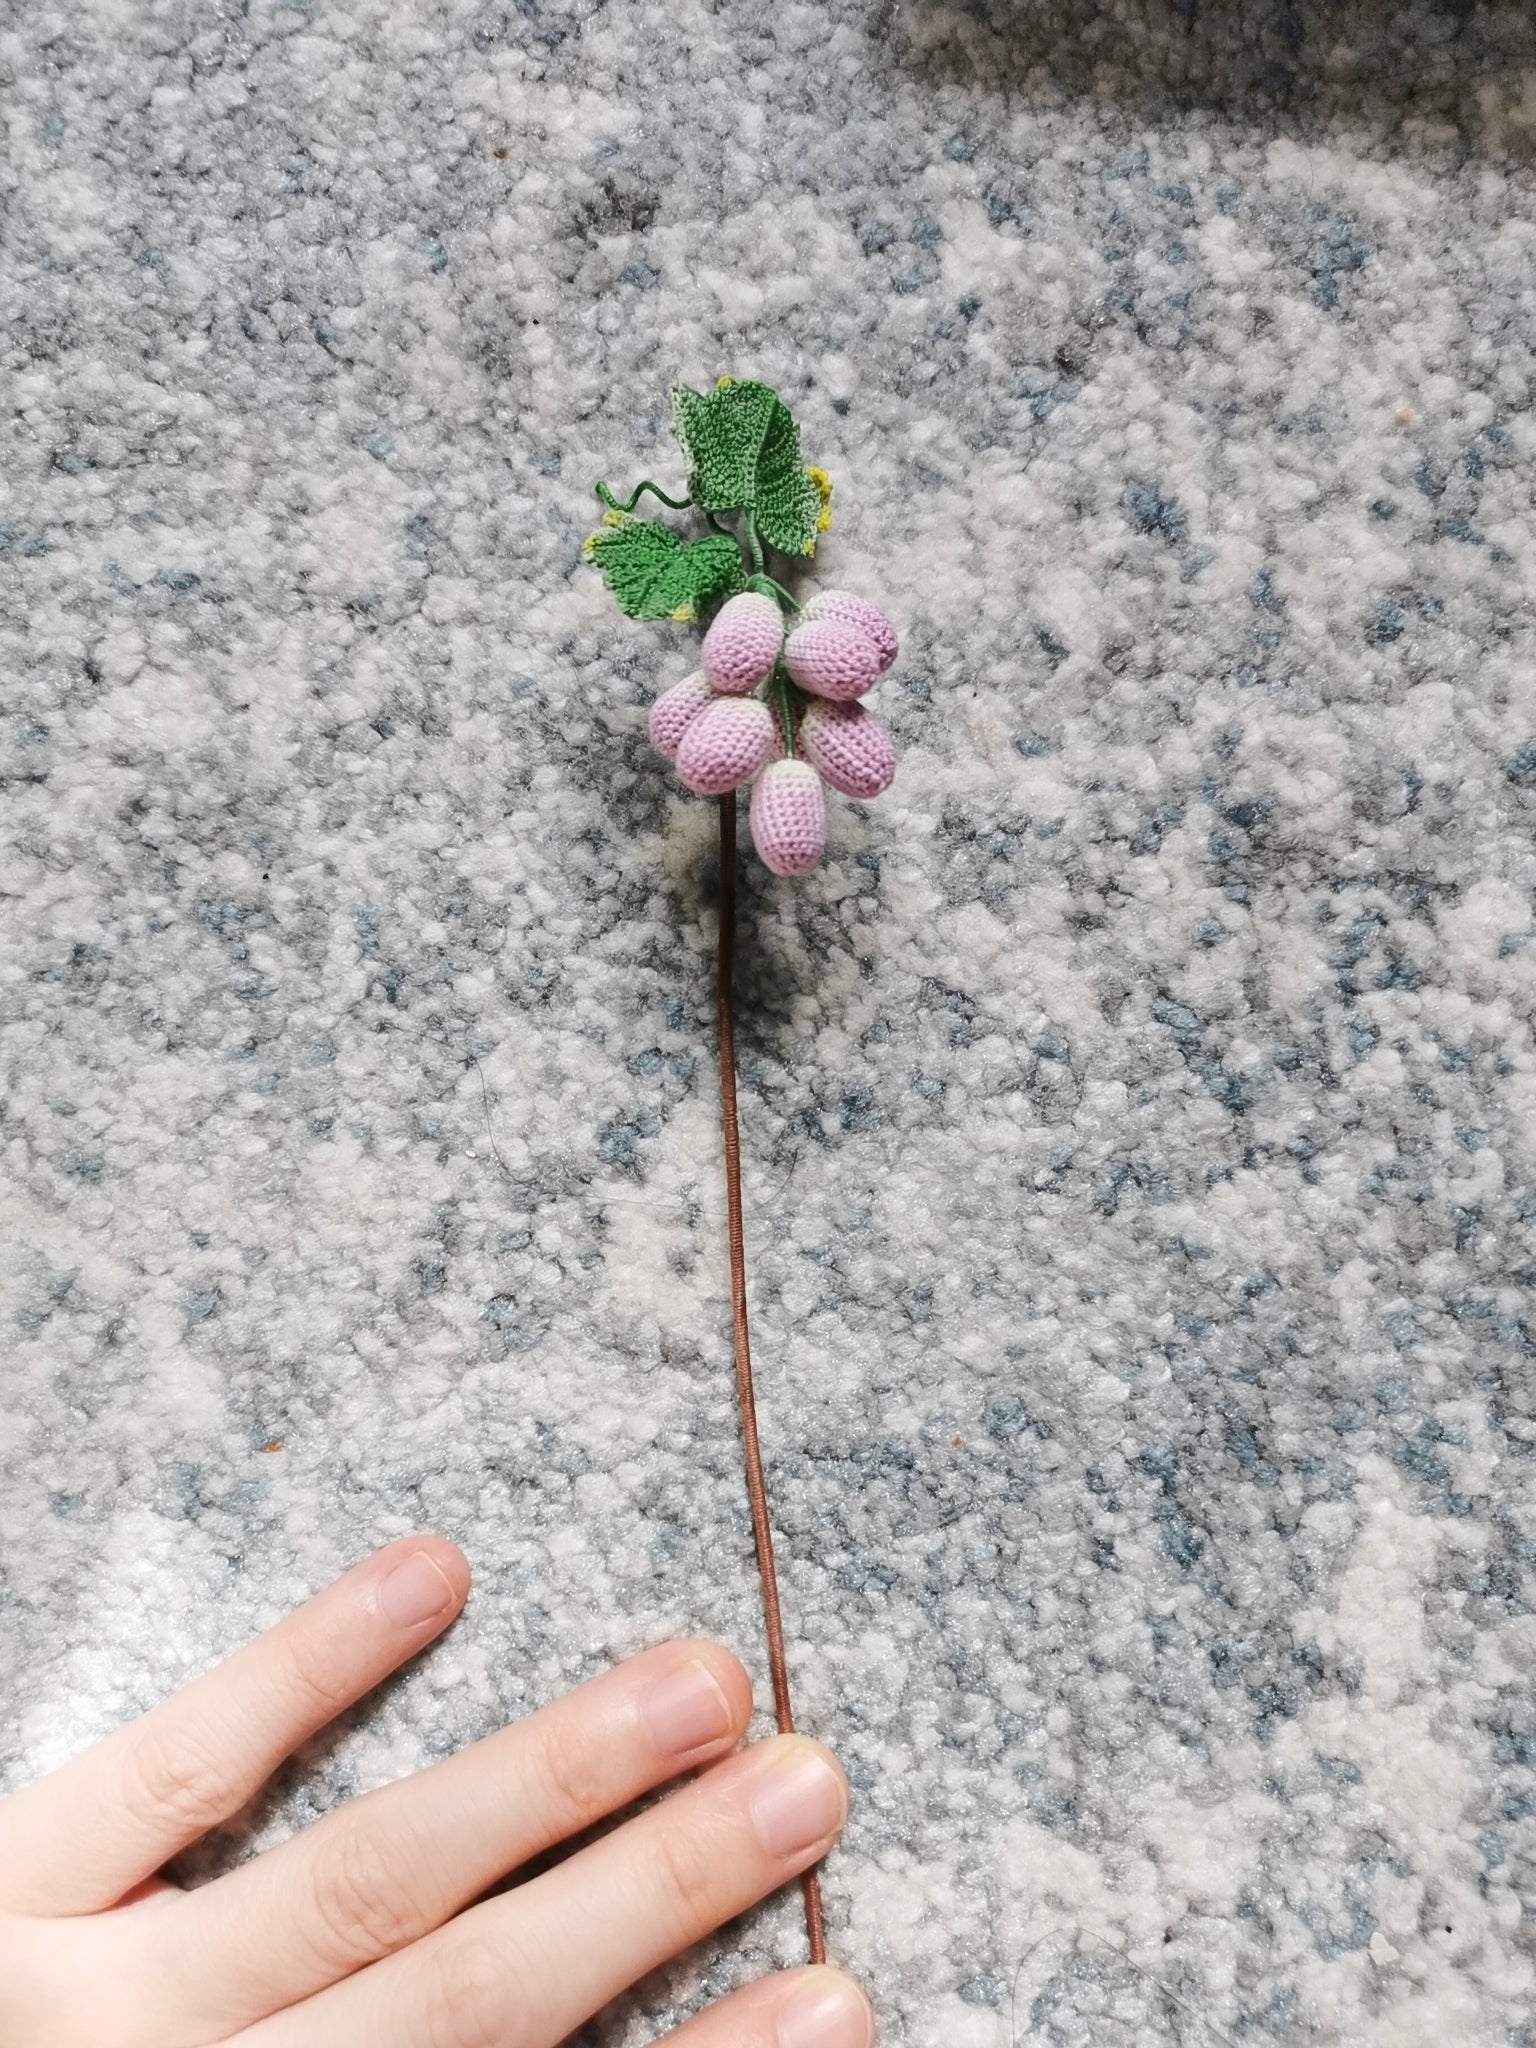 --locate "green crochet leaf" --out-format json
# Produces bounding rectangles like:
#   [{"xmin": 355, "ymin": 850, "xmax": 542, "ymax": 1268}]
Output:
[
  {"xmin": 670, "ymin": 380, "xmax": 774, "ymax": 510},
  {"xmin": 754, "ymin": 404, "xmax": 825, "ymax": 557},
  {"xmin": 645, "ymin": 533, "xmax": 746, "ymax": 620},
  {"xmin": 670, "ymin": 378, "xmax": 825, "ymax": 558},
  {"xmin": 583, "ymin": 515, "xmax": 745, "ymax": 623}
]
